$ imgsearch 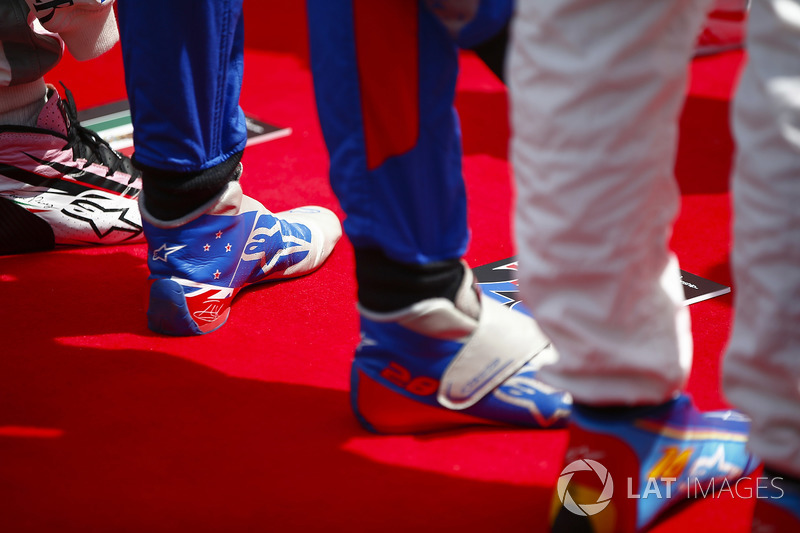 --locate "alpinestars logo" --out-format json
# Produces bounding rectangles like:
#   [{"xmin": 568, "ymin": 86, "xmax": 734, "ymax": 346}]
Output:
[
  {"xmin": 62, "ymin": 190, "xmax": 142, "ymax": 240},
  {"xmin": 152, "ymin": 243, "xmax": 186, "ymax": 263},
  {"xmin": 242, "ymin": 213, "xmax": 310, "ymax": 275},
  {"xmin": 492, "ymin": 358, "xmax": 571, "ymax": 428}
]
